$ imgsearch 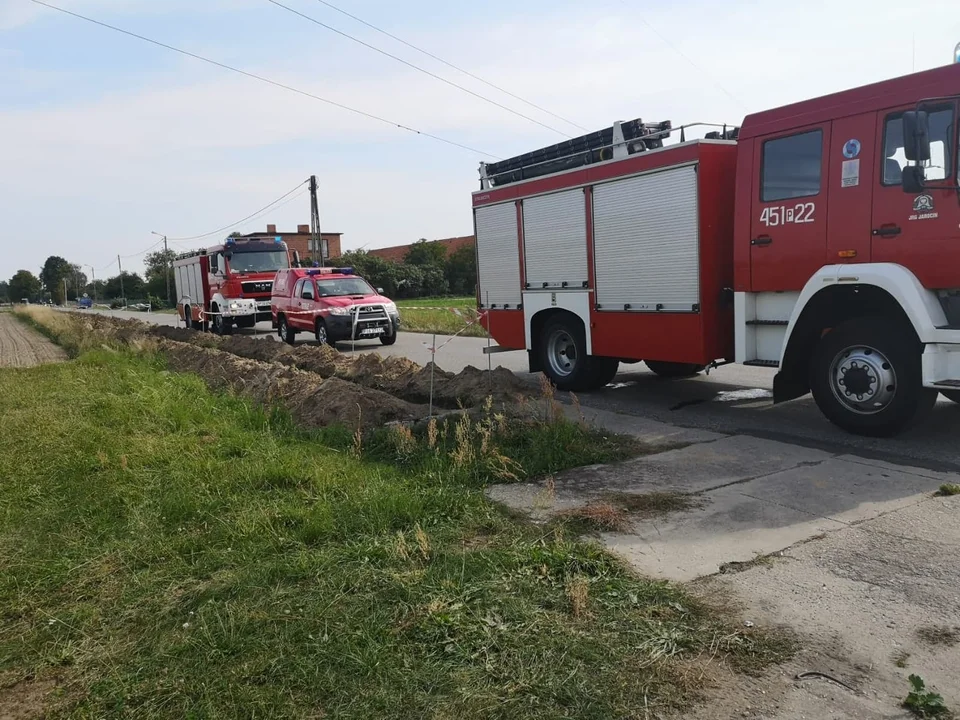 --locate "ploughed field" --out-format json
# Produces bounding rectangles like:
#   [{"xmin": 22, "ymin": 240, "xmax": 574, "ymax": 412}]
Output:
[{"xmin": 0, "ymin": 312, "xmax": 66, "ymax": 367}]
